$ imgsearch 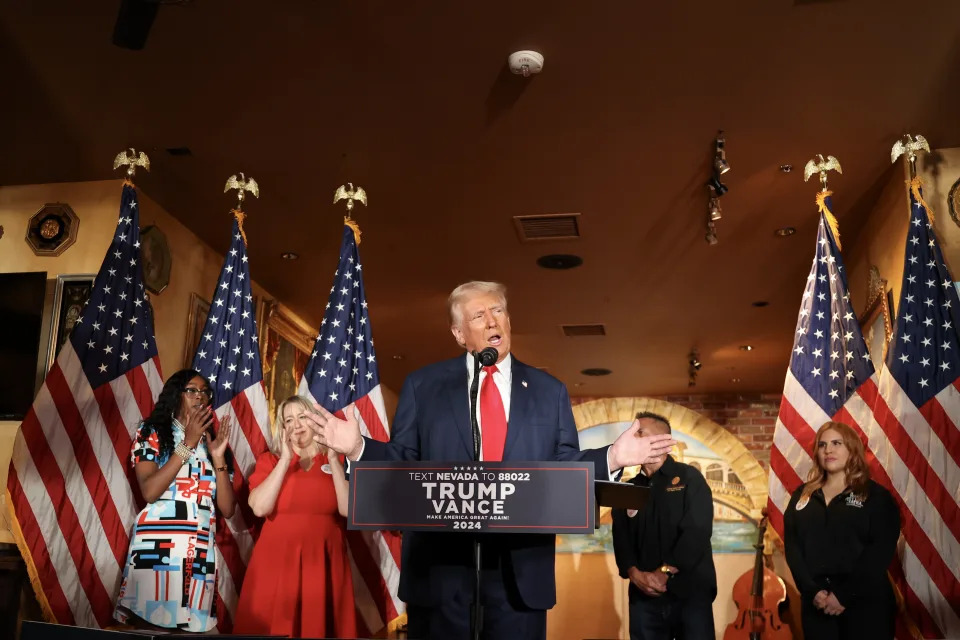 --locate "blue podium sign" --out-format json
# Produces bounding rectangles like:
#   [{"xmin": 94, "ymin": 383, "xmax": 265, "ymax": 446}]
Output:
[{"xmin": 348, "ymin": 460, "xmax": 596, "ymax": 534}]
